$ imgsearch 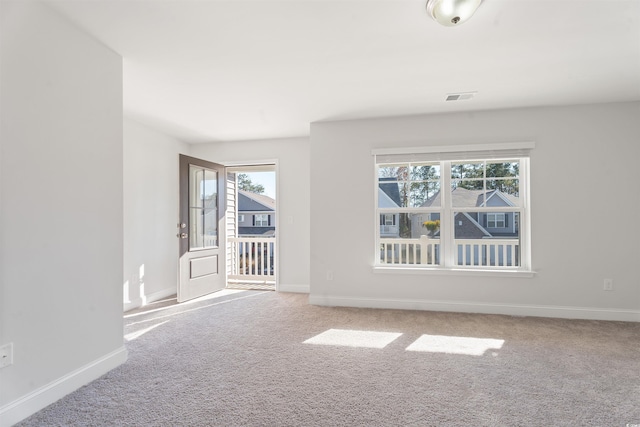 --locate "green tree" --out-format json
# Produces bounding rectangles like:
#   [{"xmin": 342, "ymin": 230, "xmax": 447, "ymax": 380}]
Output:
[
  {"xmin": 453, "ymin": 161, "xmax": 519, "ymax": 196},
  {"xmin": 486, "ymin": 161, "xmax": 519, "ymax": 196},
  {"xmin": 238, "ymin": 174, "xmax": 265, "ymax": 194},
  {"xmin": 409, "ymin": 165, "xmax": 440, "ymax": 206}
]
